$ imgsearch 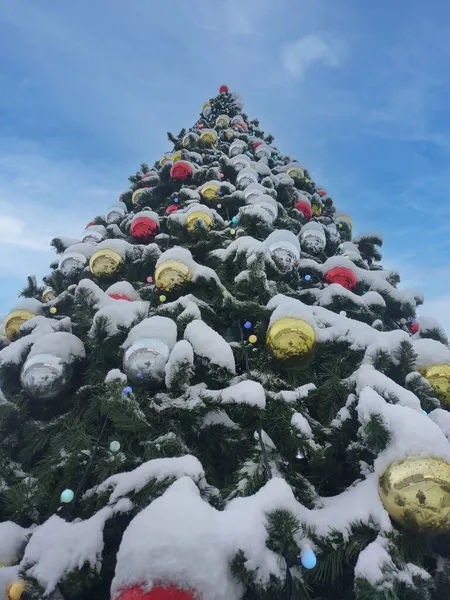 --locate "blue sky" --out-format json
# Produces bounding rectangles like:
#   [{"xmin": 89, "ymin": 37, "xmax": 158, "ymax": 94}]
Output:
[{"xmin": 1, "ymin": 0, "xmax": 450, "ymax": 330}]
